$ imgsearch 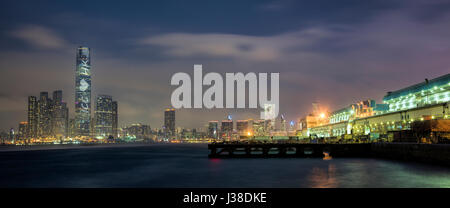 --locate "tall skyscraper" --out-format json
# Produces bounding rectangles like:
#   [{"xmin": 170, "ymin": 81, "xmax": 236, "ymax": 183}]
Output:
[
  {"xmin": 221, "ymin": 117, "xmax": 233, "ymax": 139},
  {"xmin": 112, "ymin": 101, "xmax": 118, "ymax": 138},
  {"xmin": 38, "ymin": 92, "xmax": 52, "ymax": 138},
  {"xmin": 27, "ymin": 96, "xmax": 38, "ymax": 138},
  {"xmin": 208, "ymin": 121, "xmax": 218, "ymax": 139},
  {"xmin": 75, "ymin": 46, "xmax": 91, "ymax": 136},
  {"xmin": 164, "ymin": 108, "xmax": 175, "ymax": 136},
  {"xmin": 94, "ymin": 95, "xmax": 113, "ymax": 139},
  {"xmin": 52, "ymin": 90, "xmax": 68, "ymax": 139},
  {"xmin": 53, "ymin": 90, "xmax": 62, "ymax": 103}
]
